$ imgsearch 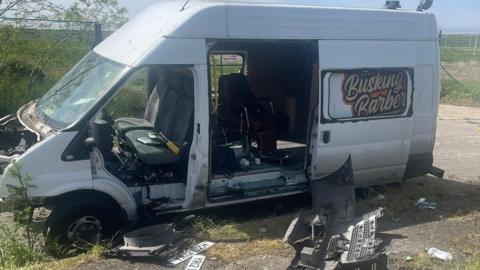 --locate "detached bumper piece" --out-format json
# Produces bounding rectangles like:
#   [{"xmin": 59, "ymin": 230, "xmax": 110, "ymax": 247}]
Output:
[
  {"xmin": 285, "ymin": 208, "xmax": 386, "ymax": 270},
  {"xmin": 285, "ymin": 156, "xmax": 387, "ymax": 269}
]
